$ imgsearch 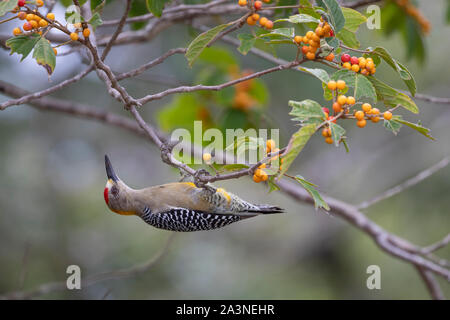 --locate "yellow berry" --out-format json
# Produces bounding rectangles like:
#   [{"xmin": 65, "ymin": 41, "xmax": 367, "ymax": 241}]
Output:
[
  {"xmin": 337, "ymin": 95, "xmax": 347, "ymax": 105},
  {"xmin": 322, "ymin": 128, "xmax": 332, "ymax": 138},
  {"xmin": 251, "ymin": 13, "xmax": 260, "ymax": 21},
  {"xmin": 18, "ymin": 12, "xmax": 26, "ymax": 20},
  {"xmin": 327, "ymin": 80, "xmax": 337, "ymax": 90},
  {"xmin": 258, "ymin": 163, "xmax": 266, "ymax": 169},
  {"xmin": 306, "ymin": 52, "xmax": 315, "ymax": 60},
  {"xmin": 362, "ymin": 103, "xmax": 372, "ymax": 113},
  {"xmin": 39, "ymin": 19, "xmax": 48, "ymax": 27},
  {"xmin": 253, "ymin": 174, "xmax": 262, "ymax": 183},
  {"xmin": 26, "ymin": 14, "xmax": 34, "ymax": 21},
  {"xmin": 294, "ymin": 35, "xmax": 302, "ymax": 44},
  {"xmin": 202, "ymin": 153, "xmax": 212, "ymax": 162},
  {"xmin": 70, "ymin": 32, "xmax": 79, "ymax": 41},
  {"xmin": 343, "ymin": 62, "xmax": 351, "ymax": 70},
  {"xmin": 371, "ymin": 116, "xmax": 380, "ymax": 123},
  {"xmin": 346, "ymin": 96, "xmax": 356, "ymax": 105},
  {"xmin": 13, "ymin": 27, "xmax": 22, "ymax": 36},
  {"xmin": 306, "ymin": 31, "xmax": 314, "ymax": 39},
  {"xmin": 366, "ymin": 60, "xmax": 375, "ymax": 70},
  {"xmin": 73, "ymin": 22, "xmax": 82, "ymax": 29},
  {"xmin": 352, "ymin": 64, "xmax": 360, "ymax": 73},
  {"xmin": 356, "ymin": 119, "xmax": 367, "ymax": 128},
  {"xmin": 266, "ymin": 139, "xmax": 276, "ymax": 152},
  {"xmin": 259, "ymin": 17, "xmax": 268, "ymax": 27},
  {"xmin": 383, "ymin": 111, "xmax": 393, "ymax": 120},
  {"xmin": 247, "ymin": 16, "xmax": 256, "ymax": 26},
  {"xmin": 46, "ymin": 13, "xmax": 55, "ymax": 20},
  {"xmin": 336, "ymin": 80, "xmax": 346, "ymax": 90},
  {"xmin": 260, "ymin": 170, "xmax": 268, "ymax": 181},
  {"xmin": 315, "ymin": 26, "xmax": 324, "ymax": 37},
  {"xmin": 358, "ymin": 57, "xmax": 366, "ymax": 69},
  {"xmin": 36, "ymin": 0, "xmax": 44, "ymax": 7},
  {"xmin": 355, "ymin": 110, "xmax": 365, "ymax": 121},
  {"xmin": 53, "ymin": 47, "xmax": 57, "ymax": 55},
  {"xmin": 325, "ymin": 137, "xmax": 333, "ymax": 144},
  {"xmin": 29, "ymin": 20, "xmax": 38, "ymax": 29},
  {"xmin": 372, "ymin": 107, "xmax": 380, "ymax": 115},
  {"xmin": 238, "ymin": 0, "xmax": 247, "ymax": 6}
]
